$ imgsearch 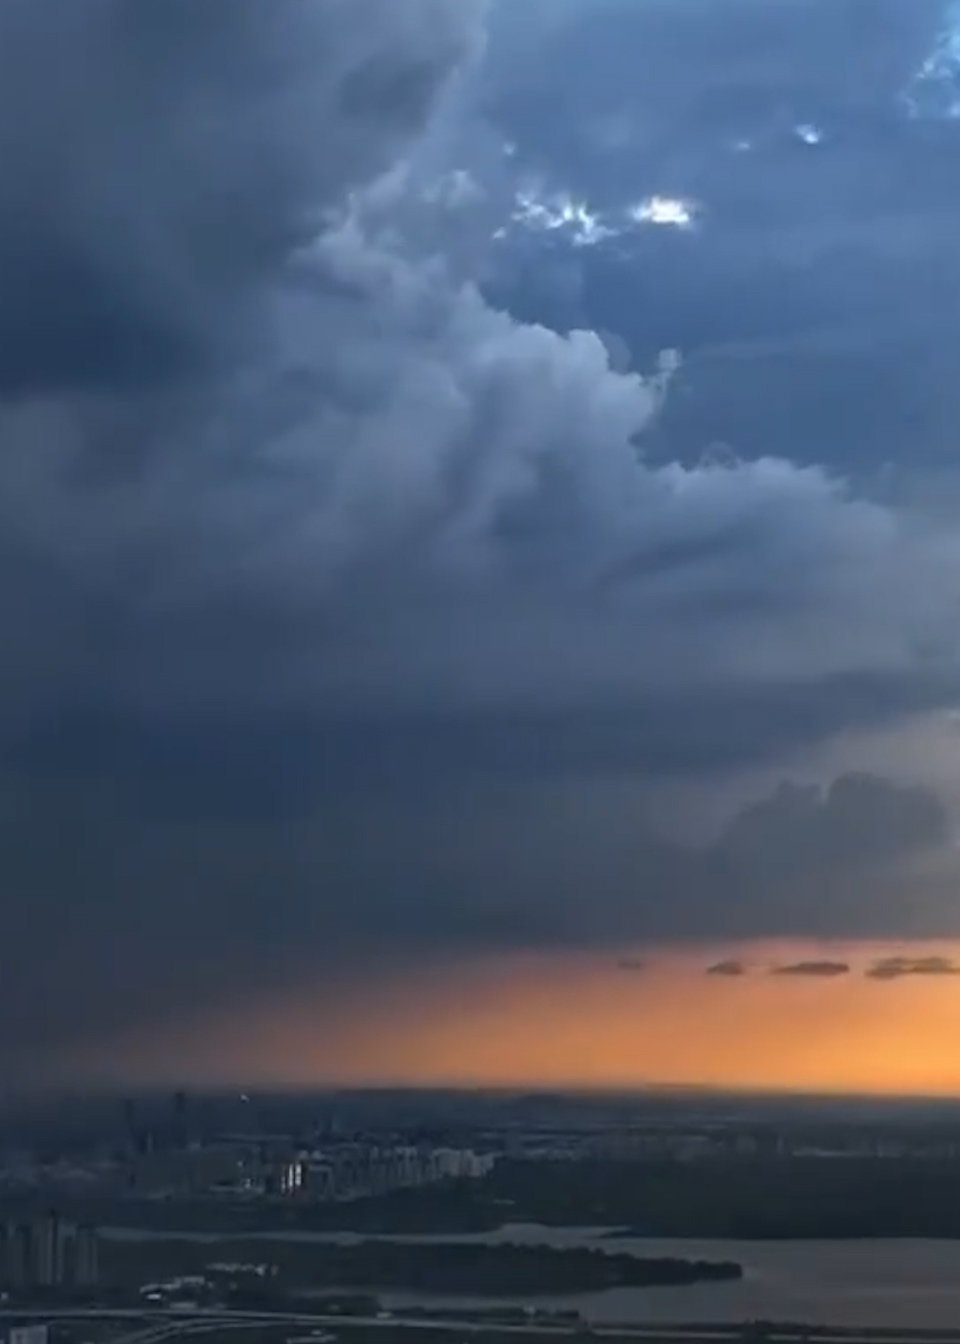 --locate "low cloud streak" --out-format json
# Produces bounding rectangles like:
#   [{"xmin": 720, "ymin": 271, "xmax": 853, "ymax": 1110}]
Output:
[
  {"xmin": 771, "ymin": 961, "xmax": 850, "ymax": 978},
  {"xmin": 866, "ymin": 955, "xmax": 960, "ymax": 980}
]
